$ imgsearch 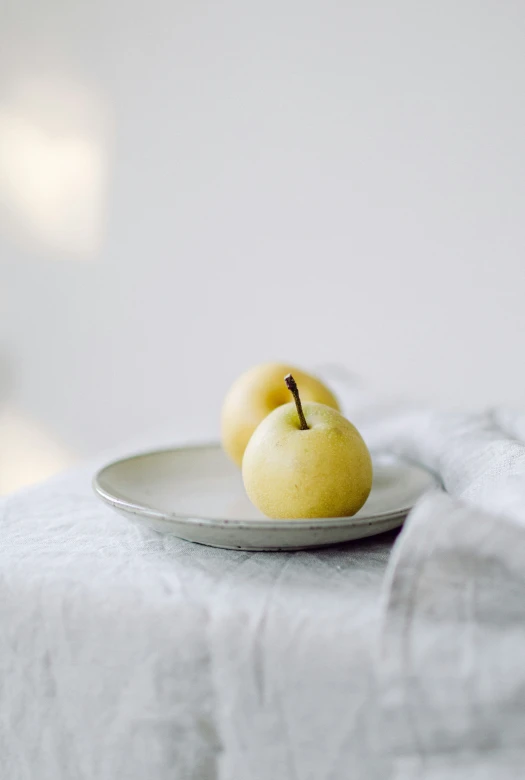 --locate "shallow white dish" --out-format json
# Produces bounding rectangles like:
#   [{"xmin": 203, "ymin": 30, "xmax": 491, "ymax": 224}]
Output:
[
  {"xmin": 93, "ymin": 444, "xmax": 436, "ymax": 551},
  {"xmin": 93, "ymin": 444, "xmax": 435, "ymax": 550}
]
